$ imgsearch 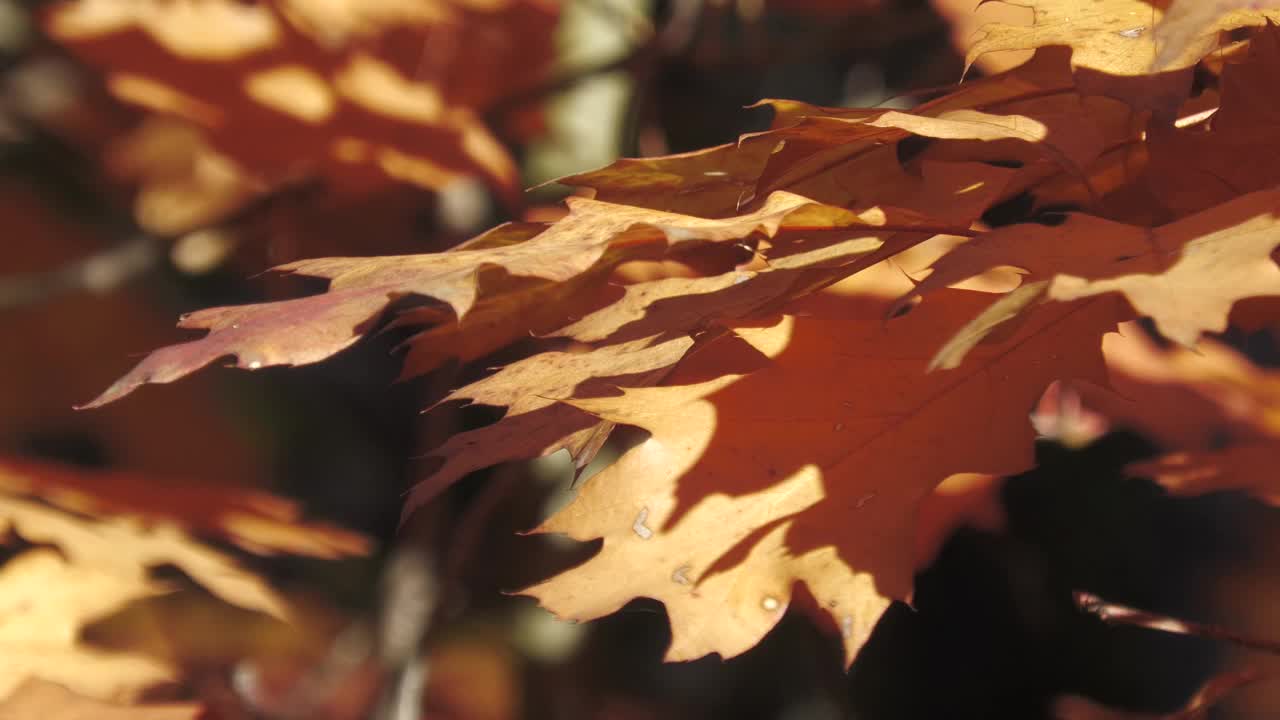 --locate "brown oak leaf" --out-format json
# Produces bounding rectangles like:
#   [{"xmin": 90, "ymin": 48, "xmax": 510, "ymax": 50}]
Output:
[
  {"xmin": 522, "ymin": 279, "xmax": 1124, "ymax": 665},
  {"xmin": 899, "ymin": 189, "xmax": 1280, "ymax": 358},
  {"xmin": 84, "ymin": 192, "xmax": 924, "ymax": 406}
]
